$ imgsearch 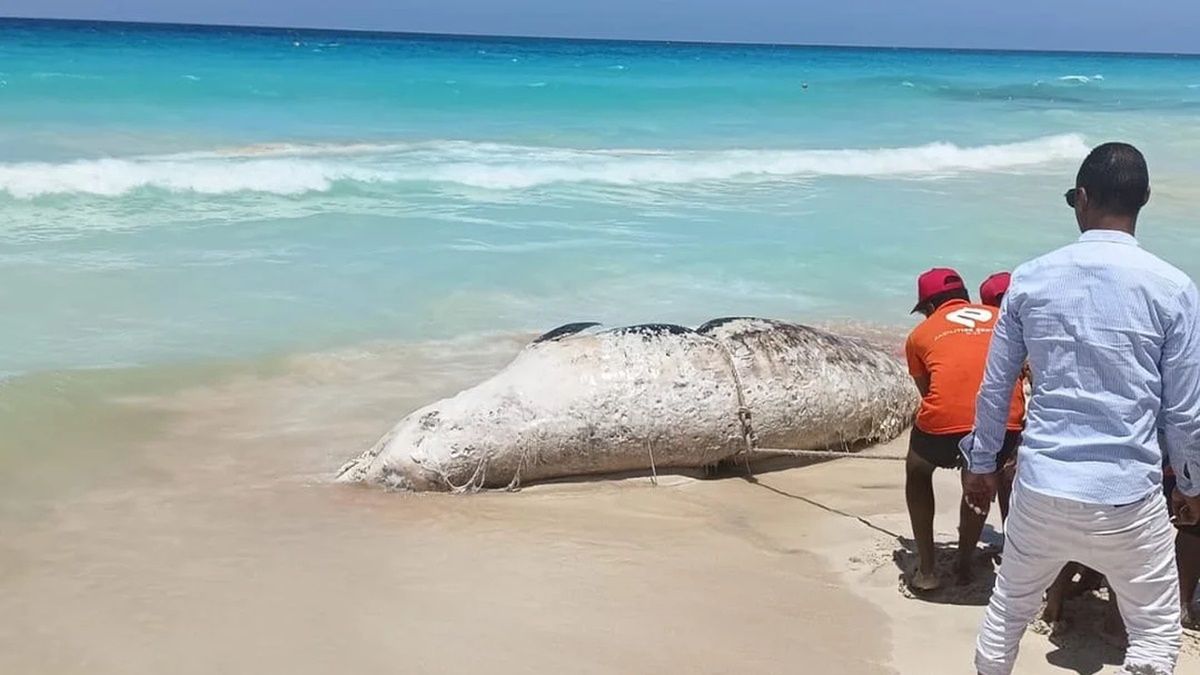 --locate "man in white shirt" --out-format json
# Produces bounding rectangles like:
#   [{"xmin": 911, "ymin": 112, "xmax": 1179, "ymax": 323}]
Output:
[{"xmin": 962, "ymin": 143, "xmax": 1200, "ymax": 674}]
